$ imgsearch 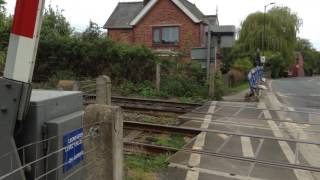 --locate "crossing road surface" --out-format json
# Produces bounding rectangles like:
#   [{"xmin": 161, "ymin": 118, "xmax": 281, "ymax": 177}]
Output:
[
  {"xmin": 272, "ymin": 77, "xmax": 320, "ymax": 109},
  {"xmin": 162, "ymin": 78, "xmax": 320, "ymax": 180}
]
